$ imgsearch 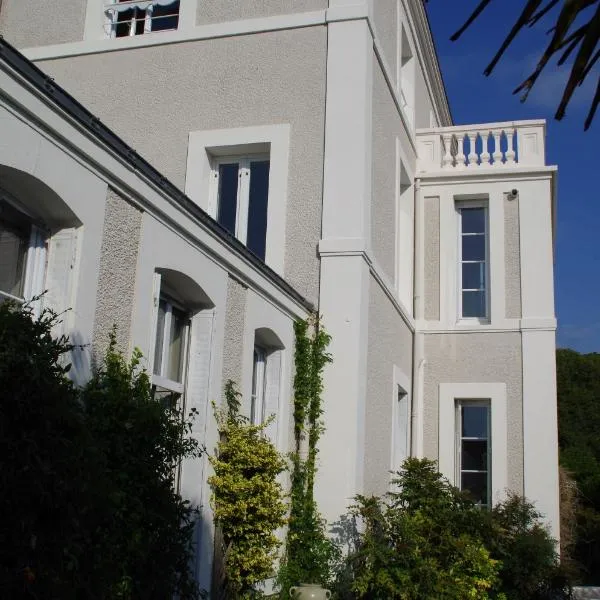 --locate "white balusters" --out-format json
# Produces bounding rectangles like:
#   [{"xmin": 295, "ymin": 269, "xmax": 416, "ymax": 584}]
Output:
[
  {"xmin": 505, "ymin": 130, "xmax": 516, "ymax": 165},
  {"xmin": 434, "ymin": 125, "xmax": 521, "ymax": 170},
  {"xmin": 442, "ymin": 134, "xmax": 453, "ymax": 169},
  {"xmin": 468, "ymin": 132, "xmax": 478, "ymax": 166},
  {"xmin": 492, "ymin": 130, "xmax": 503, "ymax": 166},
  {"xmin": 456, "ymin": 134, "xmax": 466, "ymax": 168},
  {"xmin": 480, "ymin": 131, "xmax": 491, "ymax": 166}
]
